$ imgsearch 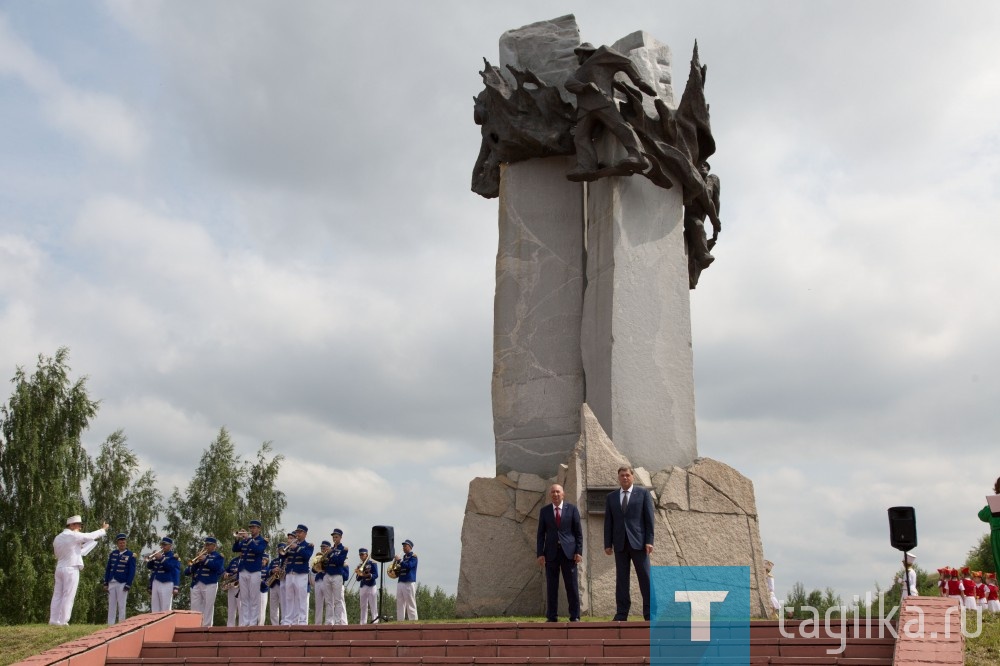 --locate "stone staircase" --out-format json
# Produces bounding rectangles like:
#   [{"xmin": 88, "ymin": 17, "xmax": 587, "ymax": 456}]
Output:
[
  {"xmin": 94, "ymin": 619, "xmax": 896, "ymax": 665},
  {"xmin": 19, "ymin": 613, "xmax": 907, "ymax": 665}
]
